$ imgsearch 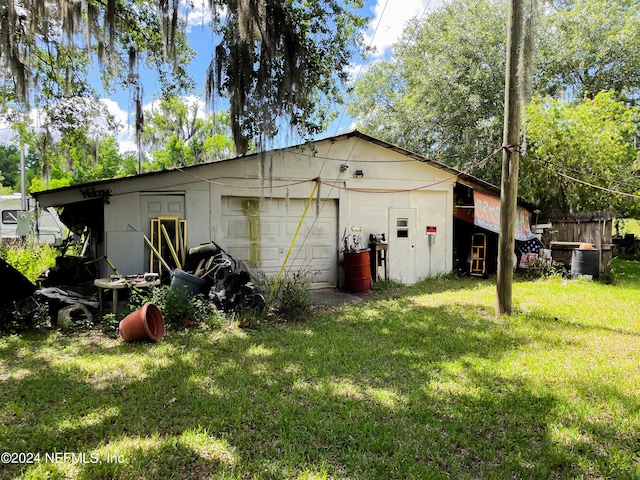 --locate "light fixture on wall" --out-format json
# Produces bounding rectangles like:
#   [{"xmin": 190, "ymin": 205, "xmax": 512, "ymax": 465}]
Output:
[{"xmin": 353, "ymin": 169, "xmax": 364, "ymax": 178}]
